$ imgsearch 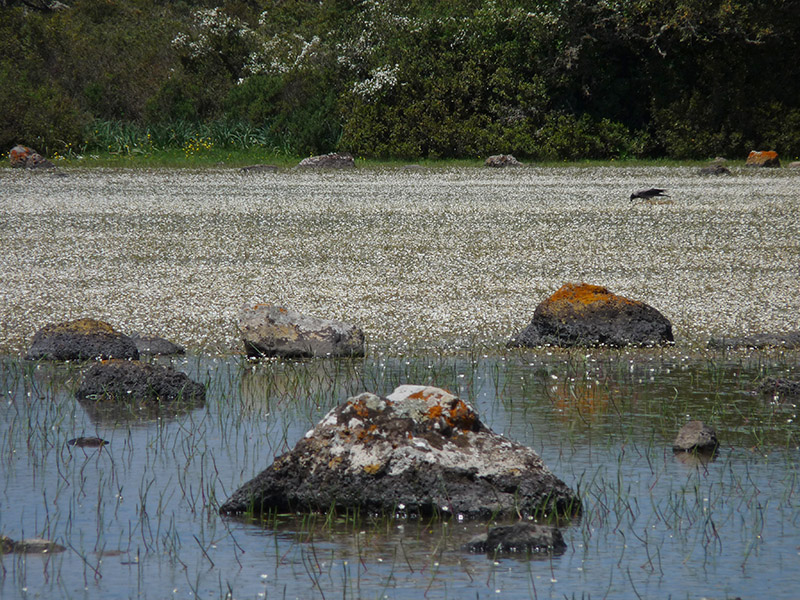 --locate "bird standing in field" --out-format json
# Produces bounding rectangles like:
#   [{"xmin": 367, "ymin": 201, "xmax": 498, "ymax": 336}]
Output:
[{"xmin": 630, "ymin": 188, "xmax": 669, "ymax": 201}]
